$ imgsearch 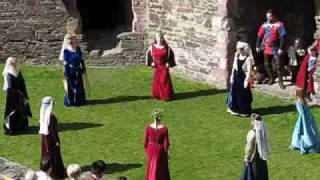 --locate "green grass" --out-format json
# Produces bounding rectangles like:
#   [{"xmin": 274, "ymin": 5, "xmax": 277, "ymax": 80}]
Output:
[{"xmin": 0, "ymin": 65, "xmax": 320, "ymax": 179}]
